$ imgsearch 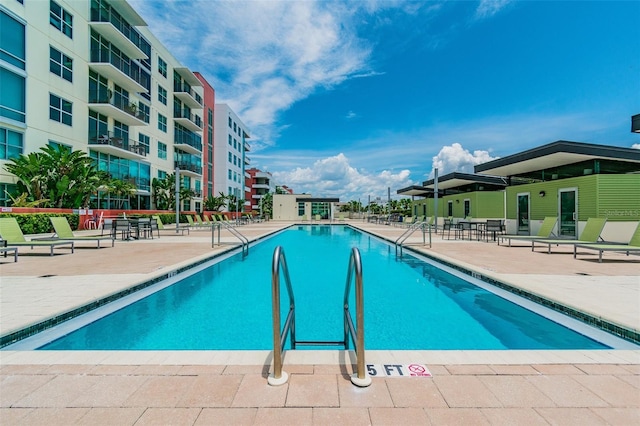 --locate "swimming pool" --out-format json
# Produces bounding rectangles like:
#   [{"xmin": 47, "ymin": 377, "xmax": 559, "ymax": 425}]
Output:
[{"xmin": 19, "ymin": 225, "xmax": 634, "ymax": 350}]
